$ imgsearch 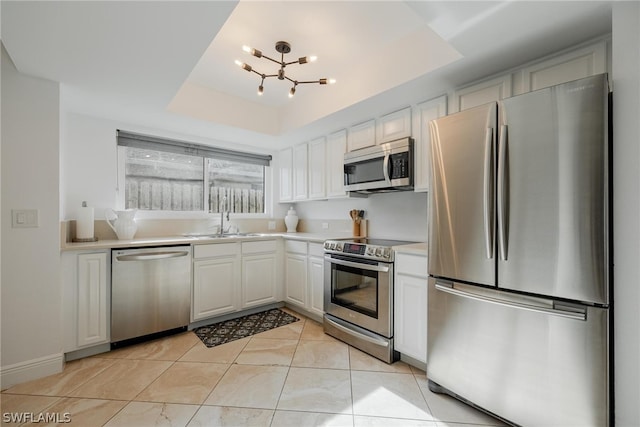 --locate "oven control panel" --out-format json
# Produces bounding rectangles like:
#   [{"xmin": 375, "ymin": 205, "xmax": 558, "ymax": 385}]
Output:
[{"xmin": 324, "ymin": 240, "xmax": 394, "ymax": 262}]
